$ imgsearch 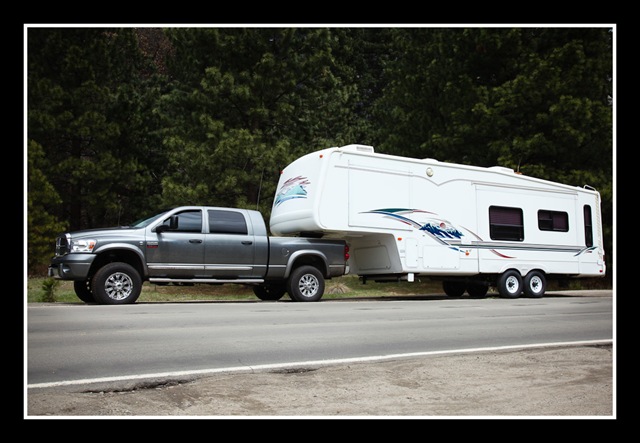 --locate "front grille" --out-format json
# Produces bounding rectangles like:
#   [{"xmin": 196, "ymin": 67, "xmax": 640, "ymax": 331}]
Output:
[{"xmin": 55, "ymin": 235, "xmax": 70, "ymax": 256}]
